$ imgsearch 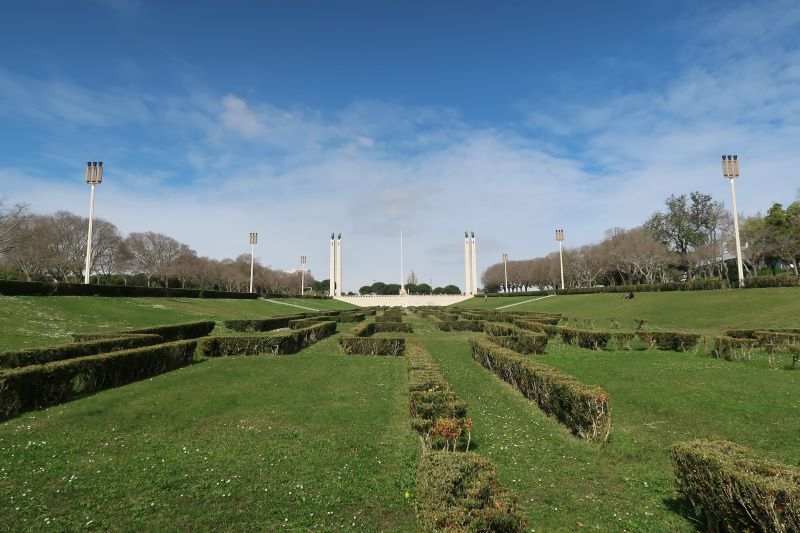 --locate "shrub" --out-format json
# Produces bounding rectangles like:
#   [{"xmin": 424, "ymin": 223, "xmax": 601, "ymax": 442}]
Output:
[
  {"xmin": 743, "ymin": 276, "xmax": 800, "ymax": 288},
  {"xmin": 753, "ymin": 331, "xmax": 800, "ymax": 347},
  {"xmin": 0, "ymin": 334, "xmax": 163, "ymax": 370},
  {"xmin": 471, "ymin": 338, "xmax": 611, "ymax": 441},
  {"xmin": 484, "ymin": 322, "xmax": 547, "ymax": 354},
  {"xmin": 636, "ymin": 331, "xmax": 702, "ymax": 352},
  {"xmin": 558, "ymin": 279, "xmax": 726, "ymax": 295},
  {"xmin": 416, "ymin": 452, "xmax": 525, "ymax": 533},
  {"xmin": 74, "ymin": 321, "xmax": 216, "ymax": 343},
  {"xmin": 789, "ymin": 346, "xmax": 800, "ymax": 369},
  {"xmin": 0, "ymin": 279, "xmax": 258, "ymax": 298},
  {"xmin": 374, "ymin": 322, "xmax": 413, "ymax": 333},
  {"xmin": 672, "ymin": 439, "xmax": 800, "ymax": 532},
  {"xmin": 289, "ymin": 318, "xmax": 327, "ymax": 330},
  {"xmin": 350, "ymin": 322, "xmax": 376, "ymax": 337},
  {"xmin": 224, "ymin": 315, "xmax": 304, "ymax": 332},
  {"xmin": 198, "ymin": 321, "xmax": 336, "ymax": 357},
  {"xmin": 337, "ymin": 312, "xmax": 366, "ymax": 323},
  {"xmin": 511, "ymin": 320, "xmax": 560, "ymax": 338},
  {"xmin": 375, "ymin": 314, "xmax": 404, "ymax": 323},
  {"xmin": 712, "ymin": 336, "xmax": 757, "ymax": 361},
  {"xmin": 0, "ymin": 340, "xmax": 198, "ymax": 421},
  {"xmin": 559, "ymin": 328, "xmax": 611, "ymax": 350},
  {"xmin": 338, "ymin": 337, "xmax": 405, "ymax": 356},
  {"xmin": 726, "ymin": 328, "xmax": 800, "ymax": 339},
  {"xmin": 433, "ymin": 320, "xmax": 484, "ymax": 332}
]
